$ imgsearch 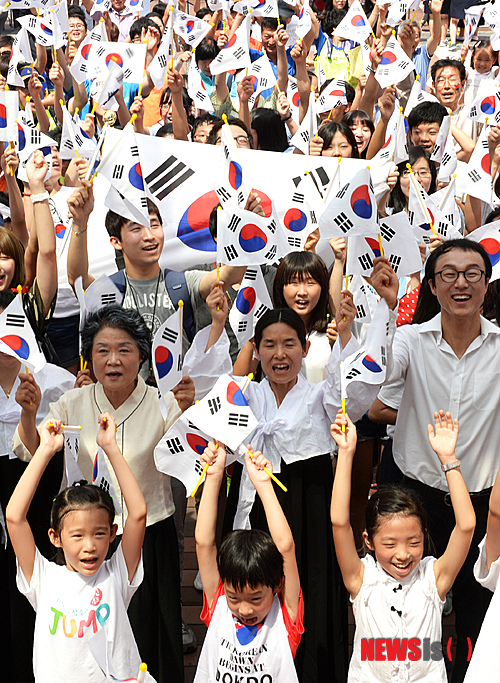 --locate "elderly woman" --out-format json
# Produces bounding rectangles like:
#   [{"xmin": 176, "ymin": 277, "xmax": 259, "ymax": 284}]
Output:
[{"xmin": 13, "ymin": 305, "xmax": 194, "ymax": 683}]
